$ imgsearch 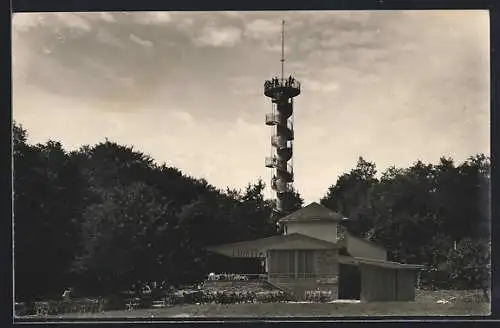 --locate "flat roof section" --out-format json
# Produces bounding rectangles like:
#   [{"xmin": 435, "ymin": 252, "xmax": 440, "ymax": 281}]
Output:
[{"xmin": 338, "ymin": 255, "xmax": 424, "ymax": 270}]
